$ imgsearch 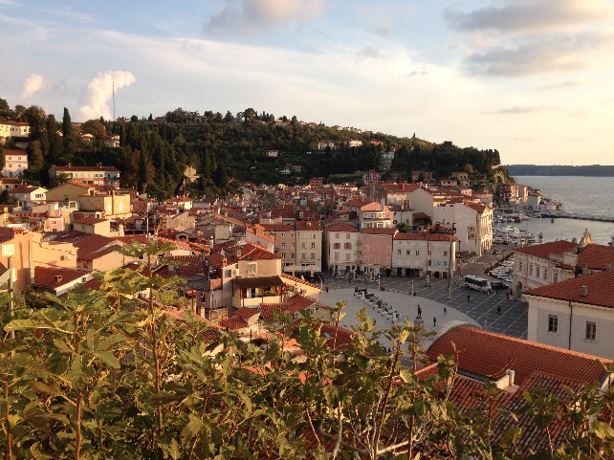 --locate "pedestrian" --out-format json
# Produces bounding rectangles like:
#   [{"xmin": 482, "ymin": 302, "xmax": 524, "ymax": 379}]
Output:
[
  {"xmin": 497, "ymin": 305, "xmax": 501, "ymax": 315},
  {"xmin": 467, "ymin": 293, "xmax": 471, "ymax": 302},
  {"xmin": 433, "ymin": 317, "xmax": 437, "ymax": 327},
  {"xmin": 443, "ymin": 306, "xmax": 447, "ymax": 315},
  {"xmin": 348, "ymin": 277, "xmax": 351, "ymax": 285},
  {"xmin": 417, "ymin": 305, "xmax": 422, "ymax": 319}
]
